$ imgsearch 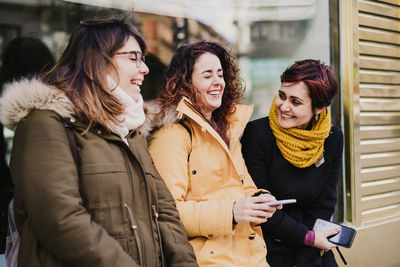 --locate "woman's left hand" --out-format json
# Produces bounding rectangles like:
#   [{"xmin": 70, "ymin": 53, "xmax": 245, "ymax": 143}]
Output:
[
  {"xmin": 314, "ymin": 229, "xmax": 340, "ymax": 251},
  {"xmin": 233, "ymin": 194, "xmax": 282, "ymax": 224}
]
